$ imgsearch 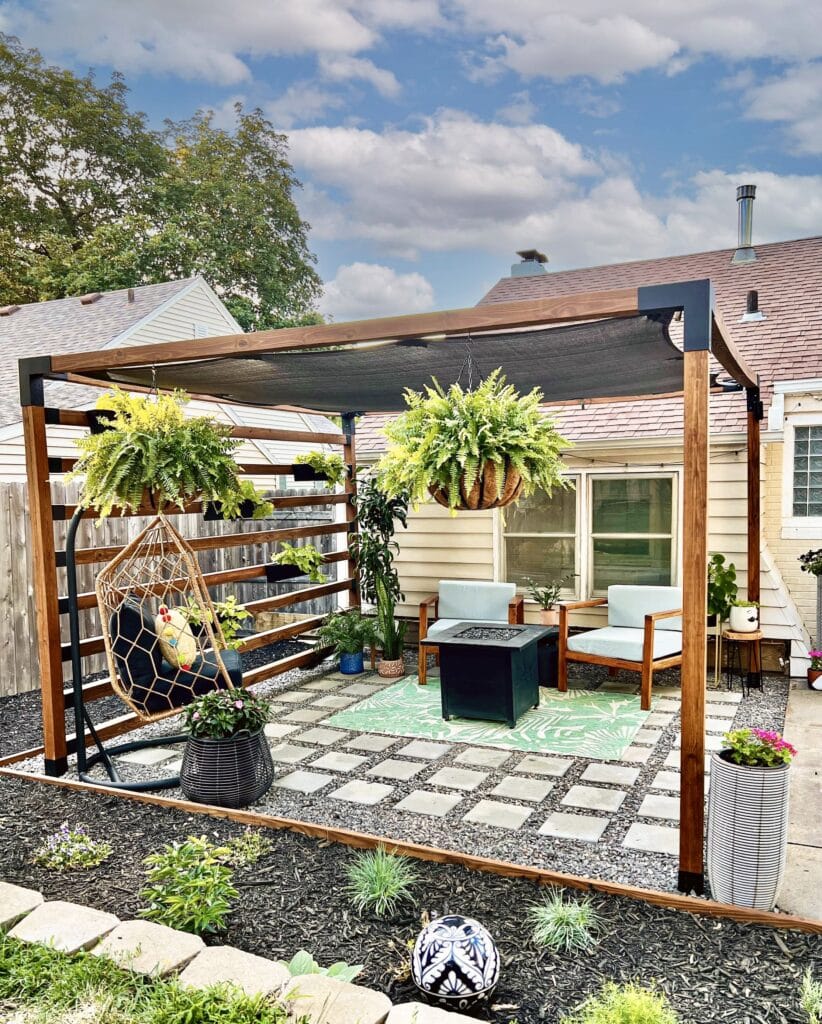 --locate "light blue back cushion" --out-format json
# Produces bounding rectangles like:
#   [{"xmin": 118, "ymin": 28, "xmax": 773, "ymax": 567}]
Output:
[
  {"xmin": 438, "ymin": 580, "xmax": 516, "ymax": 622},
  {"xmin": 607, "ymin": 585, "xmax": 682, "ymax": 631}
]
